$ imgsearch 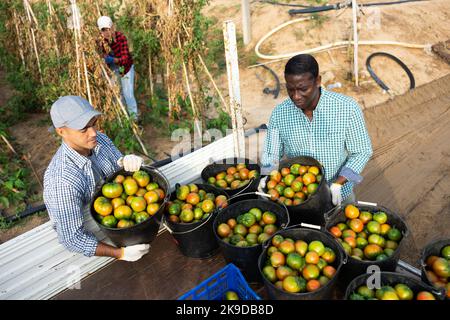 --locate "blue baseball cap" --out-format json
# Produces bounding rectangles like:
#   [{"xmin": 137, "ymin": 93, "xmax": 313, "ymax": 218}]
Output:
[{"xmin": 50, "ymin": 96, "xmax": 102, "ymax": 130}]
